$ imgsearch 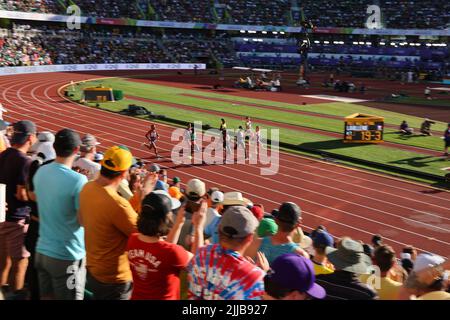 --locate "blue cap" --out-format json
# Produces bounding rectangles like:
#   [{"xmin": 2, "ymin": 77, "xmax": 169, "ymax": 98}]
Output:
[{"xmin": 312, "ymin": 230, "xmax": 334, "ymax": 248}]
